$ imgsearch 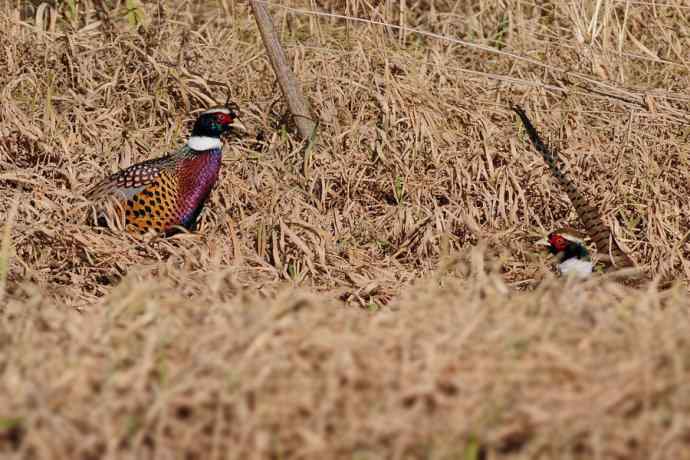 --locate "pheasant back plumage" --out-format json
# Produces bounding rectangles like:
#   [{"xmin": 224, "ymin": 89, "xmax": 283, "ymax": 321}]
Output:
[
  {"xmin": 513, "ymin": 106, "xmax": 635, "ymax": 269},
  {"xmin": 86, "ymin": 104, "xmax": 244, "ymax": 236},
  {"xmin": 123, "ymin": 170, "xmax": 182, "ymax": 234},
  {"xmin": 87, "ymin": 147, "xmax": 223, "ymax": 235}
]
